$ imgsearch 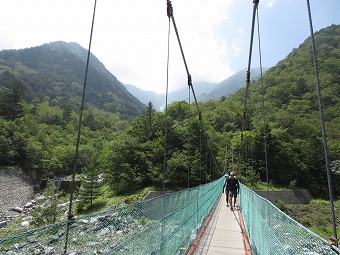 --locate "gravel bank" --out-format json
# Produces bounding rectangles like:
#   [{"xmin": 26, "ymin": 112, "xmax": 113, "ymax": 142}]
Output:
[{"xmin": 0, "ymin": 168, "xmax": 36, "ymax": 221}]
